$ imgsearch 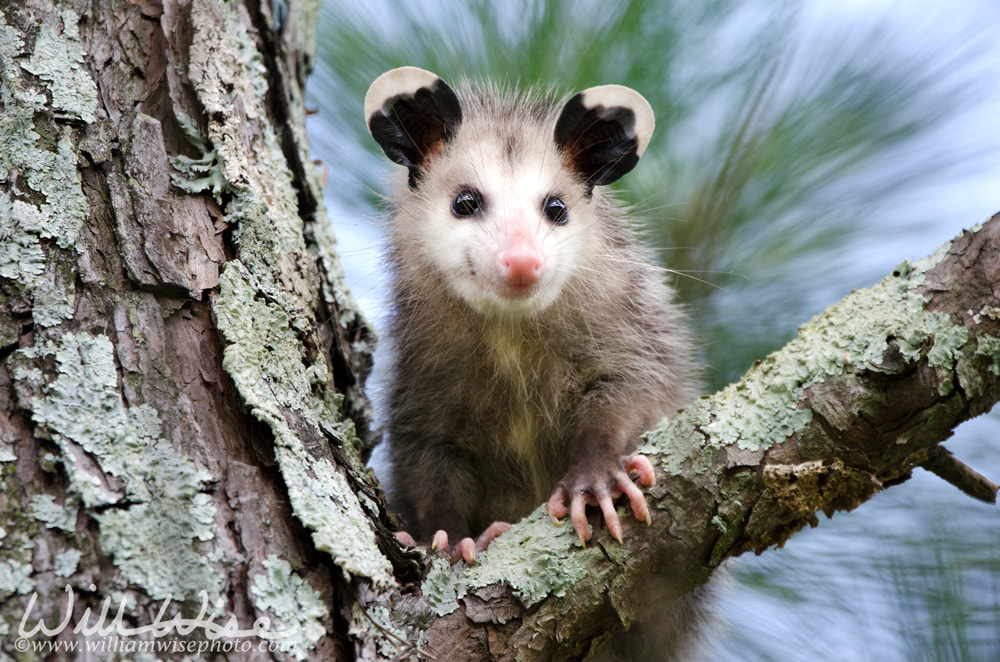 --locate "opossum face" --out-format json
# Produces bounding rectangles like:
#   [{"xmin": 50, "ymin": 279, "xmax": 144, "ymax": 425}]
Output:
[
  {"xmin": 401, "ymin": 128, "xmax": 584, "ymax": 316},
  {"xmin": 366, "ymin": 67, "xmax": 654, "ymax": 317}
]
